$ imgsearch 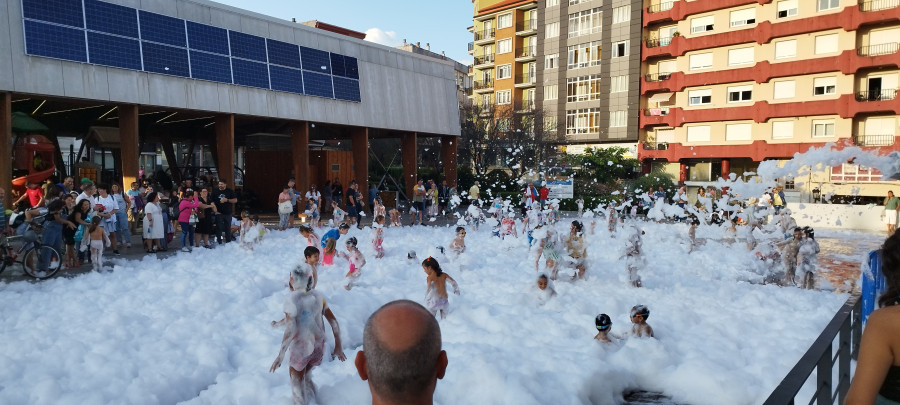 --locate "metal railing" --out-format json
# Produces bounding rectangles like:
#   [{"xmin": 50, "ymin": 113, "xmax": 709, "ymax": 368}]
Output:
[
  {"xmin": 644, "ymin": 73, "xmax": 672, "ymax": 82},
  {"xmin": 516, "ymin": 19, "xmax": 537, "ymax": 32},
  {"xmin": 645, "ymin": 36, "xmax": 673, "ymax": 48},
  {"xmin": 474, "ymin": 28, "xmax": 495, "ymax": 42},
  {"xmin": 474, "ymin": 79, "xmax": 494, "ymax": 90},
  {"xmin": 857, "ymin": 42, "xmax": 900, "ymax": 56},
  {"xmin": 642, "ymin": 108, "xmax": 670, "ymax": 116},
  {"xmin": 515, "ymin": 73, "xmax": 536, "ymax": 85},
  {"xmin": 516, "ymin": 46, "xmax": 537, "ymax": 59},
  {"xmin": 762, "ymin": 294, "xmax": 861, "ymax": 405},
  {"xmin": 474, "ymin": 54, "xmax": 496, "ymax": 66},
  {"xmin": 859, "ymin": 0, "xmax": 900, "ymax": 11},
  {"xmin": 647, "ymin": 1, "xmax": 674, "ymax": 13},
  {"xmin": 642, "ymin": 142, "xmax": 668, "ymax": 150},
  {"xmin": 855, "ymin": 134, "xmax": 896, "ymax": 146},
  {"xmin": 516, "ymin": 99, "xmax": 535, "ymax": 112},
  {"xmin": 855, "ymin": 88, "xmax": 897, "ymax": 101}
]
